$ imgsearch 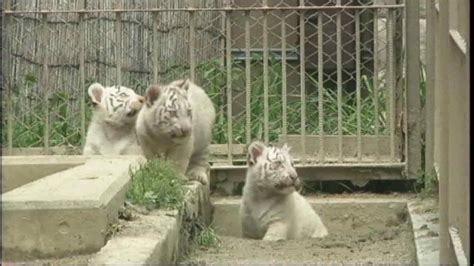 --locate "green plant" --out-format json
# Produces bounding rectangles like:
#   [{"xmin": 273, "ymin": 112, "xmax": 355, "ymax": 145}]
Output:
[
  {"xmin": 194, "ymin": 223, "xmax": 220, "ymax": 248},
  {"xmin": 3, "ymin": 58, "xmax": 425, "ymax": 157},
  {"xmin": 414, "ymin": 169, "xmax": 437, "ymax": 199},
  {"xmin": 3, "ymin": 81, "xmax": 90, "ymax": 148},
  {"xmin": 195, "ymin": 56, "xmax": 390, "ymax": 144},
  {"xmin": 126, "ymin": 159, "xmax": 186, "ymax": 210}
]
